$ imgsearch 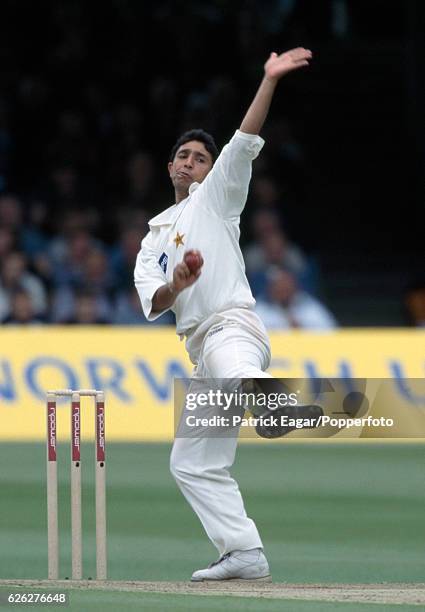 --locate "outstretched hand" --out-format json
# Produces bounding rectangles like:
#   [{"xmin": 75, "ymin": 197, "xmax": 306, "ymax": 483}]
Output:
[{"xmin": 264, "ymin": 47, "xmax": 312, "ymax": 83}]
